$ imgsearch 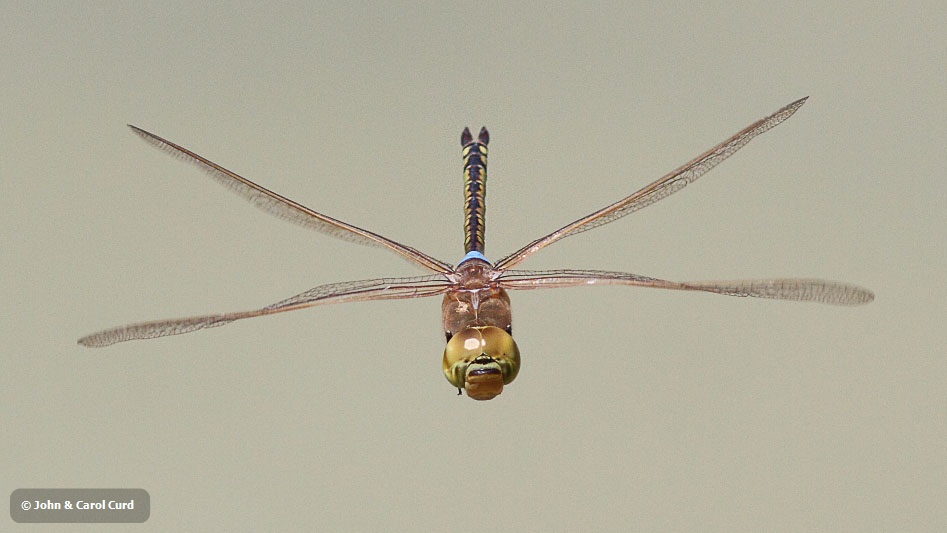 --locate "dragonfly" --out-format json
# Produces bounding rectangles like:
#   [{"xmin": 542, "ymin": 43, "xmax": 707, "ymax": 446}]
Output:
[{"xmin": 79, "ymin": 97, "xmax": 873, "ymax": 400}]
